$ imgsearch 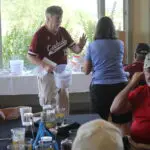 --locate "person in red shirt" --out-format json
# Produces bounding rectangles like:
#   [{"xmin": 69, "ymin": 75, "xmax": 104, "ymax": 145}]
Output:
[
  {"xmin": 111, "ymin": 52, "xmax": 150, "ymax": 145},
  {"xmin": 124, "ymin": 43, "xmax": 150, "ymax": 85},
  {"xmin": 27, "ymin": 6, "xmax": 86, "ymax": 114}
]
